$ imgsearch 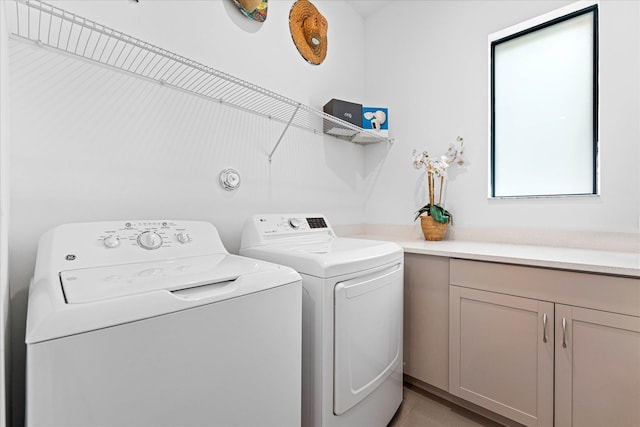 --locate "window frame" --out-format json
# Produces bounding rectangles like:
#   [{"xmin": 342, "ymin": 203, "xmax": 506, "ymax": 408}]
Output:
[{"xmin": 489, "ymin": 3, "xmax": 599, "ymax": 199}]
